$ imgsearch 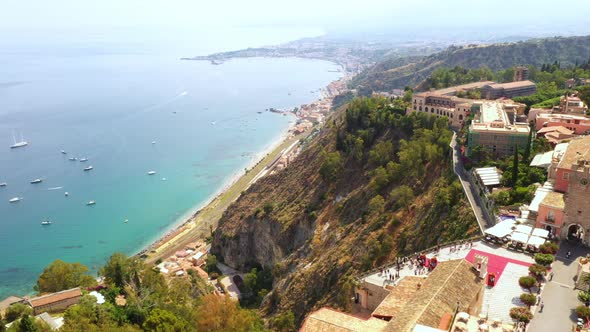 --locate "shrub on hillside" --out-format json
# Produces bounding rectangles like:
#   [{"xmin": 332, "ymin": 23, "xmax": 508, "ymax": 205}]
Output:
[
  {"xmin": 578, "ymin": 291, "xmax": 590, "ymax": 303},
  {"xmin": 534, "ymin": 253, "xmax": 554, "ymax": 266},
  {"xmin": 510, "ymin": 307, "xmax": 533, "ymax": 323},
  {"xmin": 520, "ymin": 293, "xmax": 537, "ymax": 307},
  {"xmin": 539, "ymin": 242, "xmax": 559, "ymax": 255},
  {"xmin": 519, "ymin": 276, "xmax": 537, "ymax": 291}
]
